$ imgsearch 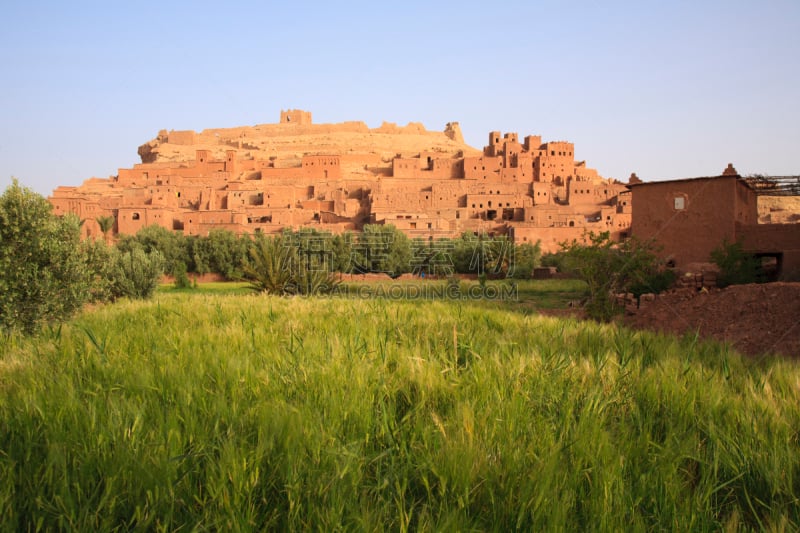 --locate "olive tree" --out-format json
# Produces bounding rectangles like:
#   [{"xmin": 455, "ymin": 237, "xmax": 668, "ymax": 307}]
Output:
[{"xmin": 0, "ymin": 180, "xmax": 90, "ymax": 333}]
